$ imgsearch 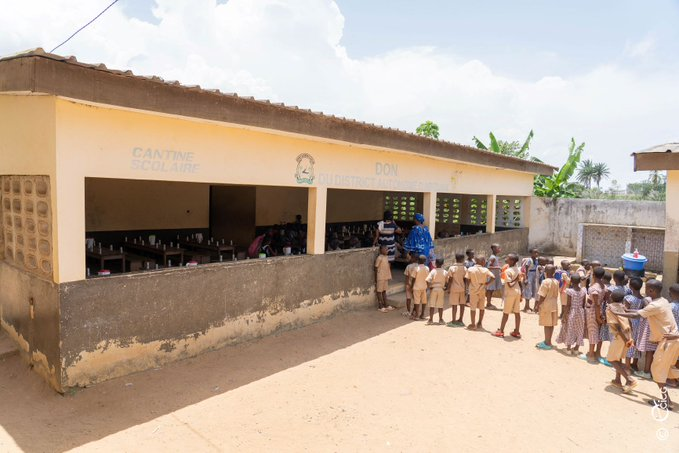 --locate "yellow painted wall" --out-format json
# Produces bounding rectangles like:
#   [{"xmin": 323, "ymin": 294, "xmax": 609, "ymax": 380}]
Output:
[
  {"xmin": 46, "ymin": 97, "xmax": 535, "ymax": 282},
  {"xmin": 85, "ymin": 178, "xmax": 209, "ymax": 232},
  {"xmin": 255, "ymin": 186, "xmax": 307, "ymax": 225},
  {"xmin": 0, "ymin": 95, "xmax": 61, "ymax": 282},
  {"xmin": 327, "ymin": 190, "xmax": 384, "ymax": 223}
]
